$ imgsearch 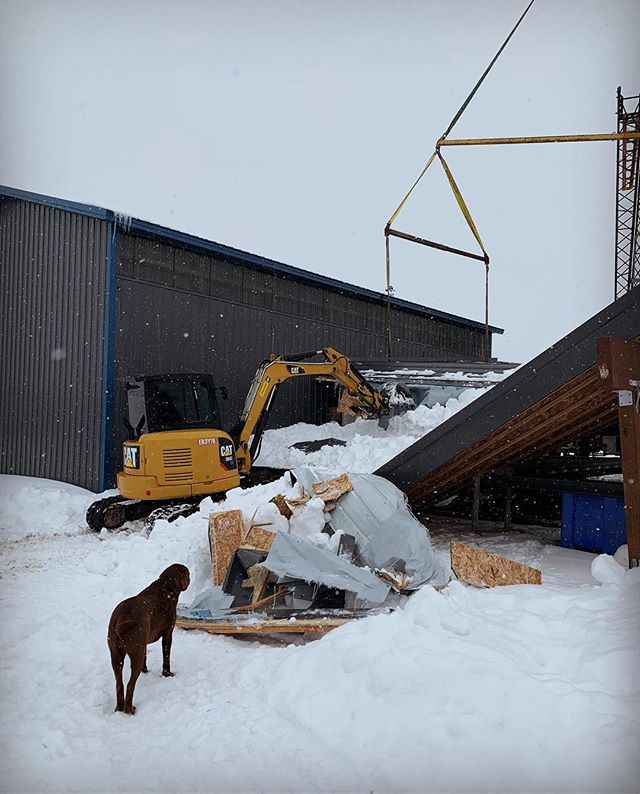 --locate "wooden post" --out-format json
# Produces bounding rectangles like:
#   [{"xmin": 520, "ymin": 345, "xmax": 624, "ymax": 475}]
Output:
[
  {"xmin": 504, "ymin": 483, "xmax": 513, "ymax": 531},
  {"xmin": 472, "ymin": 474, "xmax": 481, "ymax": 531},
  {"xmin": 596, "ymin": 337, "xmax": 640, "ymax": 567}
]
